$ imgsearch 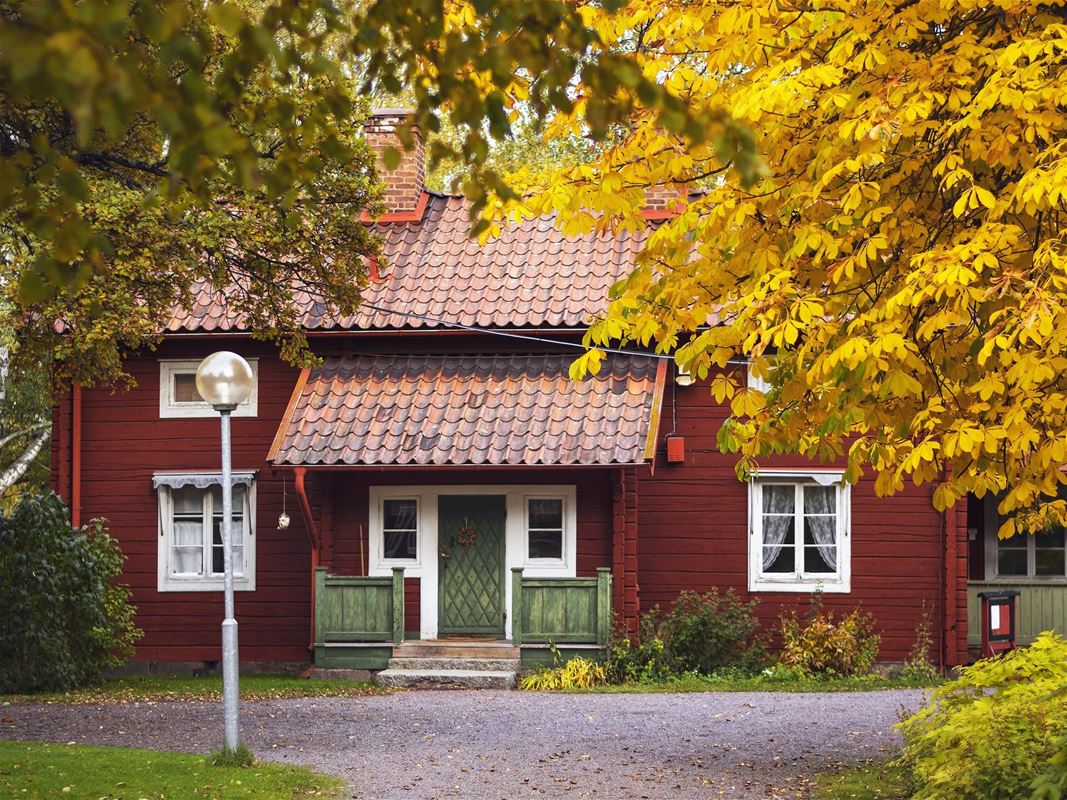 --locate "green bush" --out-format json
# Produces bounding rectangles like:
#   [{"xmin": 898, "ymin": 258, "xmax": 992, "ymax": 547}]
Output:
[
  {"xmin": 897, "ymin": 631, "xmax": 1067, "ymax": 800},
  {"xmin": 0, "ymin": 493, "xmax": 142, "ymax": 693},
  {"xmin": 659, "ymin": 589, "xmax": 768, "ymax": 674},
  {"xmin": 778, "ymin": 596, "xmax": 880, "ymax": 677},
  {"xmin": 607, "ymin": 589, "xmax": 768, "ymax": 683},
  {"xmin": 605, "ymin": 613, "xmax": 672, "ymax": 684}
]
